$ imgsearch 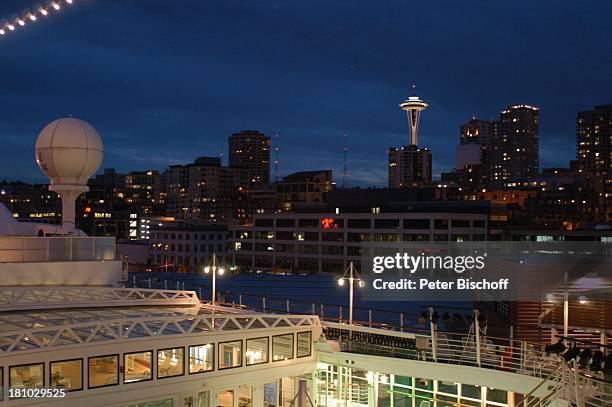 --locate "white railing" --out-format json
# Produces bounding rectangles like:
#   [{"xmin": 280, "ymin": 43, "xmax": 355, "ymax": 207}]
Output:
[
  {"xmin": 324, "ymin": 323, "xmax": 612, "ymax": 406},
  {"xmin": 0, "ymin": 286, "xmax": 201, "ymax": 311},
  {"xmin": 323, "ymin": 323, "xmax": 560, "ymax": 380},
  {"xmin": 519, "ymin": 361, "xmax": 612, "ymax": 407},
  {"xmin": 563, "ymin": 362, "xmax": 612, "ymax": 407},
  {"xmin": 0, "ymin": 236, "xmax": 115, "ymax": 263}
]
